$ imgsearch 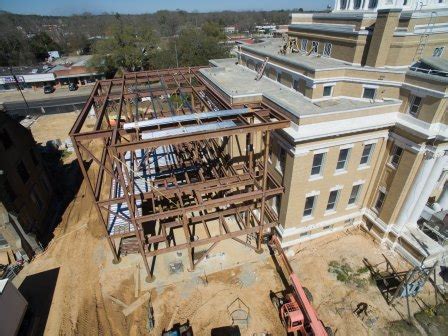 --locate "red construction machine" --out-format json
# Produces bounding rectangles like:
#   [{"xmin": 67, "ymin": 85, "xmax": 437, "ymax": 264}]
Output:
[{"xmin": 269, "ymin": 235, "xmax": 330, "ymax": 336}]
